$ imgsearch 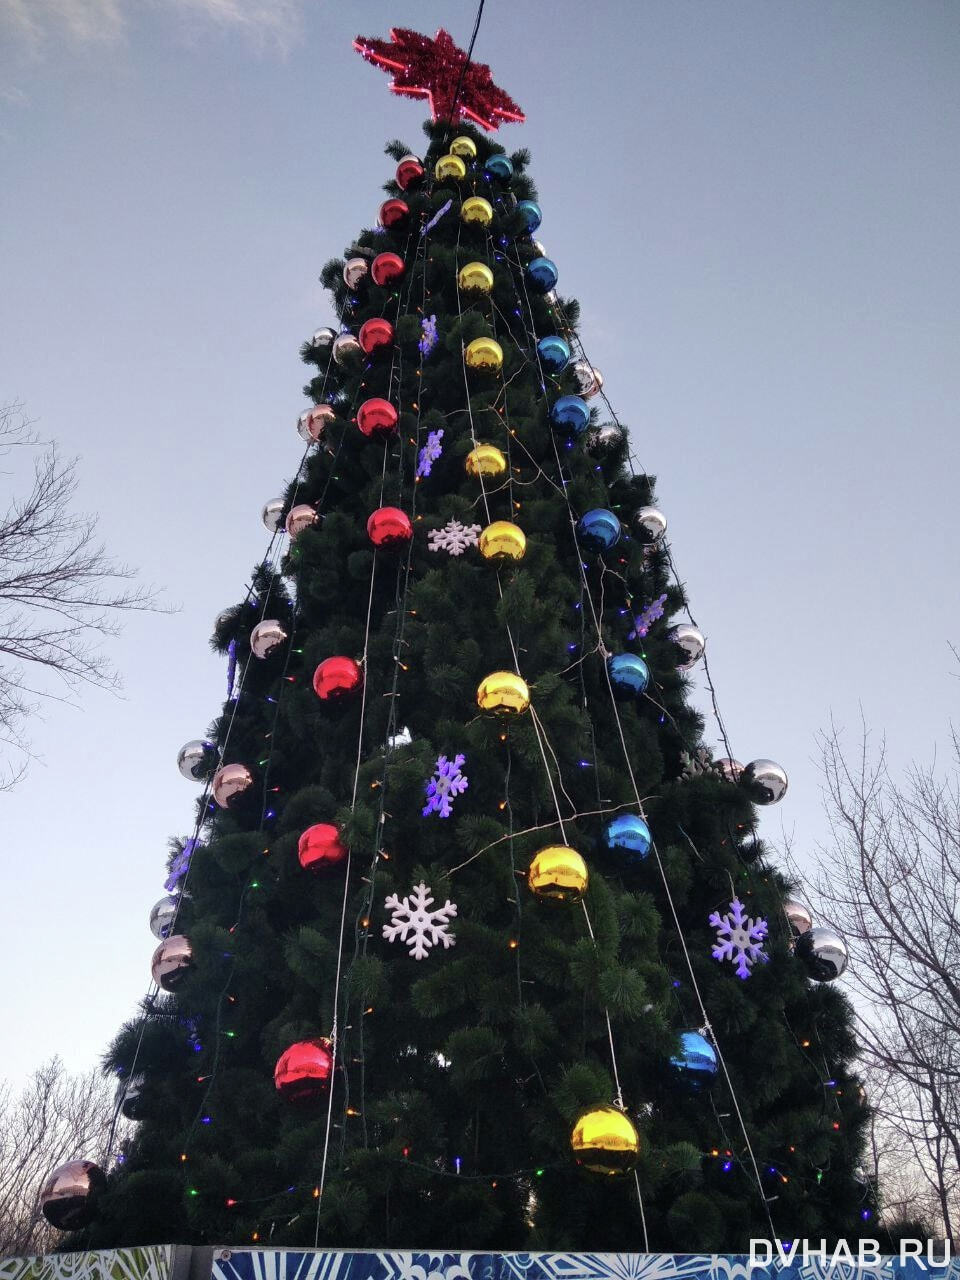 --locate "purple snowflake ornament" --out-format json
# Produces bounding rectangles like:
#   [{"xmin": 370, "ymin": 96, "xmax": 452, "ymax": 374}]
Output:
[
  {"xmin": 423, "ymin": 752, "xmax": 468, "ymax": 818},
  {"xmin": 709, "ymin": 897, "xmax": 768, "ymax": 979},
  {"xmin": 416, "ymin": 428, "xmax": 444, "ymax": 478}
]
